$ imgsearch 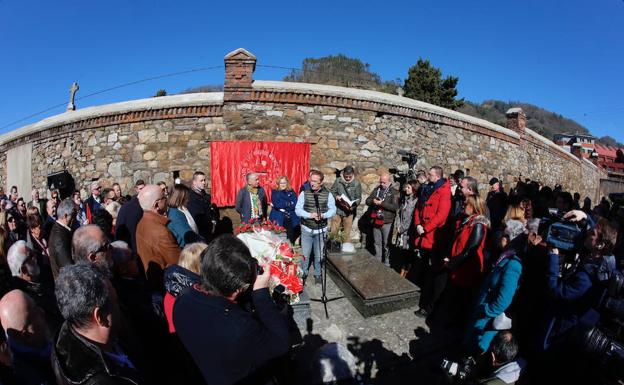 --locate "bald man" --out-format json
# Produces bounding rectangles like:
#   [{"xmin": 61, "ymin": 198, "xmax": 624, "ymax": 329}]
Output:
[
  {"xmin": 72, "ymin": 224, "xmax": 113, "ymax": 270},
  {"xmin": 365, "ymin": 173, "xmax": 399, "ymax": 267},
  {"xmin": 136, "ymin": 185, "xmax": 180, "ymax": 291},
  {"xmin": 0, "ymin": 290, "xmax": 55, "ymax": 385}
]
